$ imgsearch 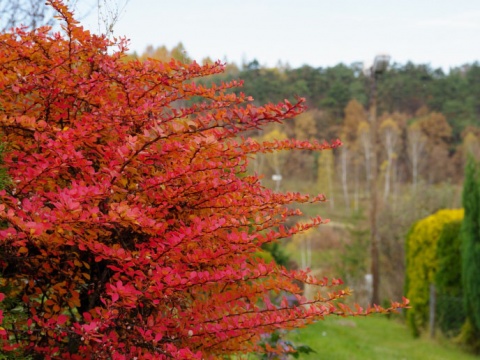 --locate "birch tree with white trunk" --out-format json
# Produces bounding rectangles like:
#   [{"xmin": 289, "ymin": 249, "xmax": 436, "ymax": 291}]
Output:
[
  {"xmin": 407, "ymin": 122, "xmax": 426, "ymax": 192},
  {"xmin": 380, "ymin": 118, "xmax": 400, "ymax": 202}
]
